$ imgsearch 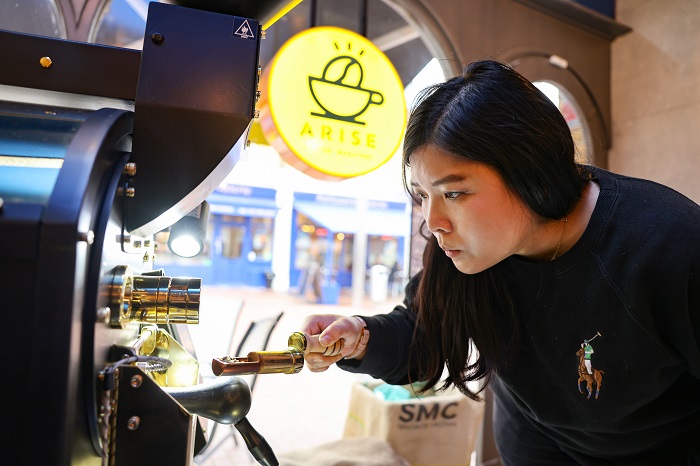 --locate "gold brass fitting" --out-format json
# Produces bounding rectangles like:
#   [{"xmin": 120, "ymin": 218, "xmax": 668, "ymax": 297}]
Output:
[
  {"xmin": 122, "ymin": 162, "xmax": 137, "ymax": 176},
  {"xmin": 288, "ymin": 331, "xmax": 307, "ymax": 353},
  {"xmin": 288, "ymin": 331, "xmax": 343, "ymax": 357},
  {"xmin": 106, "ymin": 266, "xmax": 200, "ymax": 328}
]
